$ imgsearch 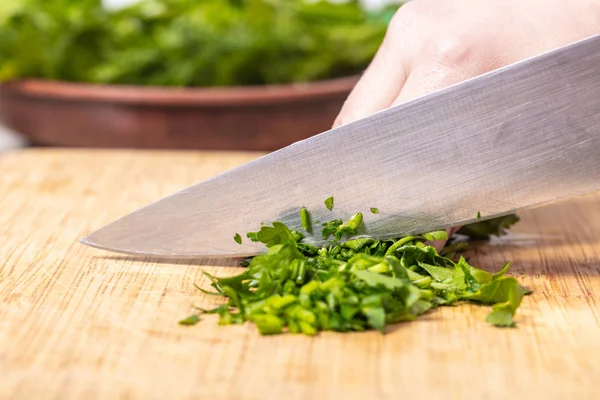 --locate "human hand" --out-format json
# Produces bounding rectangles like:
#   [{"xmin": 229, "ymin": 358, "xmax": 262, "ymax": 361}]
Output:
[
  {"xmin": 334, "ymin": 0, "xmax": 600, "ymax": 127},
  {"xmin": 334, "ymin": 0, "xmax": 600, "ymax": 248}
]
